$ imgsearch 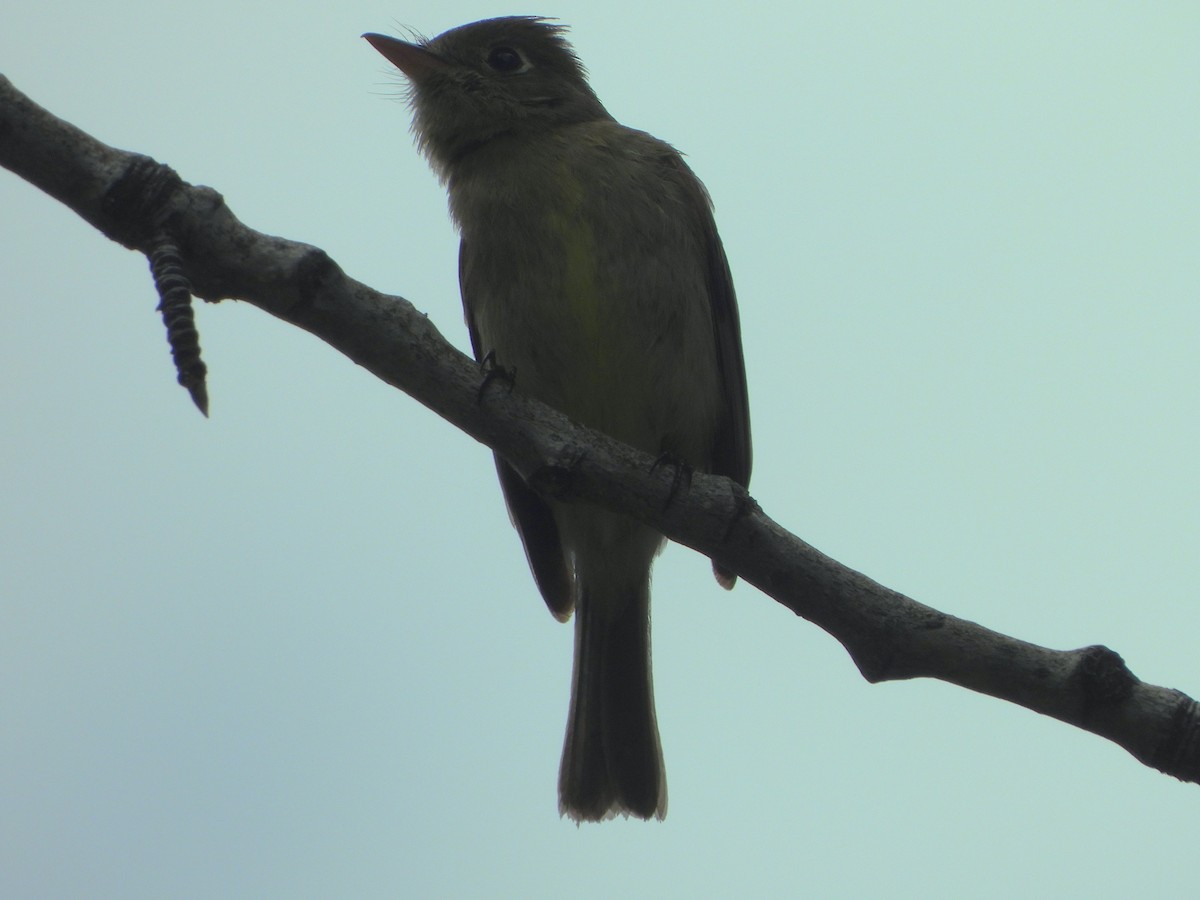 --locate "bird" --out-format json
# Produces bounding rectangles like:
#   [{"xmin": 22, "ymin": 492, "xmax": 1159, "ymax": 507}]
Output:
[{"xmin": 365, "ymin": 17, "xmax": 751, "ymax": 822}]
